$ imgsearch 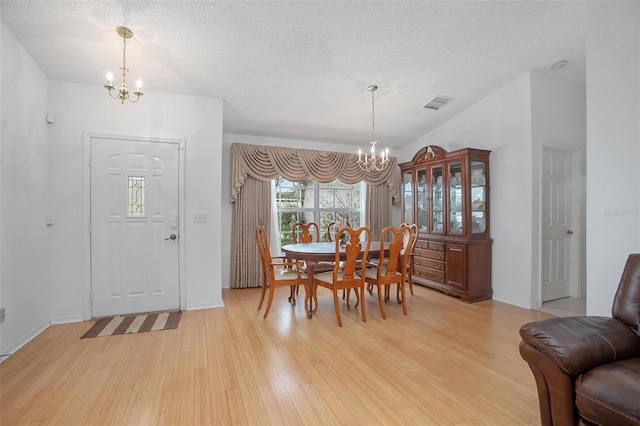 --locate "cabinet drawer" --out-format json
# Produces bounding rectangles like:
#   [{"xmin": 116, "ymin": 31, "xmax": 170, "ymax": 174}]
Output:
[
  {"xmin": 416, "ymin": 248, "xmax": 445, "ymax": 261},
  {"xmin": 415, "ymin": 240, "xmax": 429, "ymax": 250},
  {"xmin": 428, "ymin": 241, "xmax": 445, "ymax": 251},
  {"xmin": 415, "ymin": 258, "xmax": 445, "ymax": 270},
  {"xmin": 414, "ymin": 265, "xmax": 445, "ymax": 283}
]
